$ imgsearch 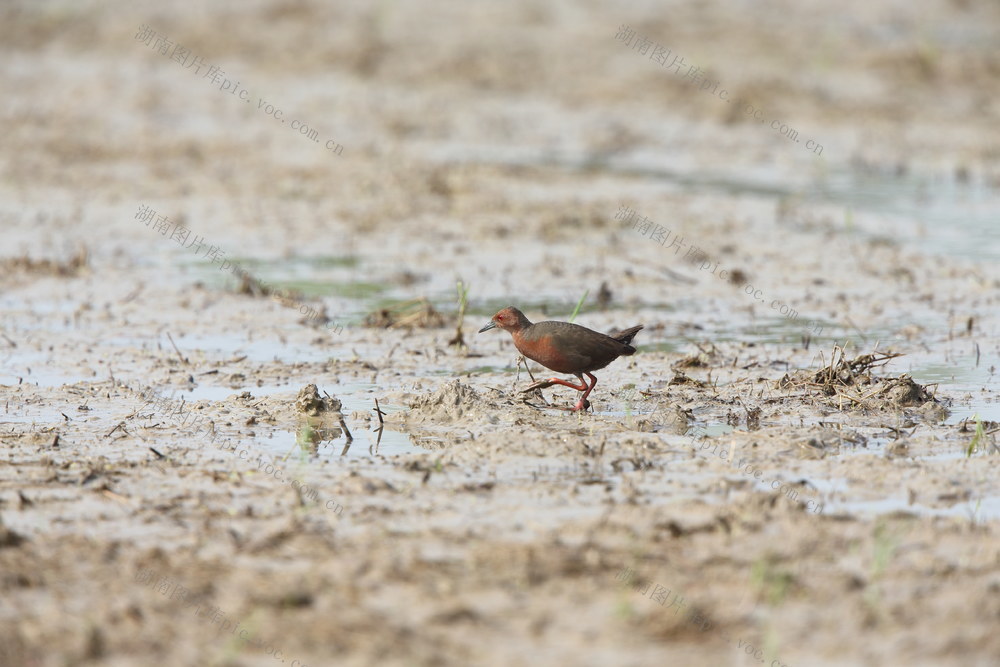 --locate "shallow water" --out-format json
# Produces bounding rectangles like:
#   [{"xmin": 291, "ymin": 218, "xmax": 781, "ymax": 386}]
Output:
[{"xmin": 911, "ymin": 369, "xmax": 1000, "ymax": 423}]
